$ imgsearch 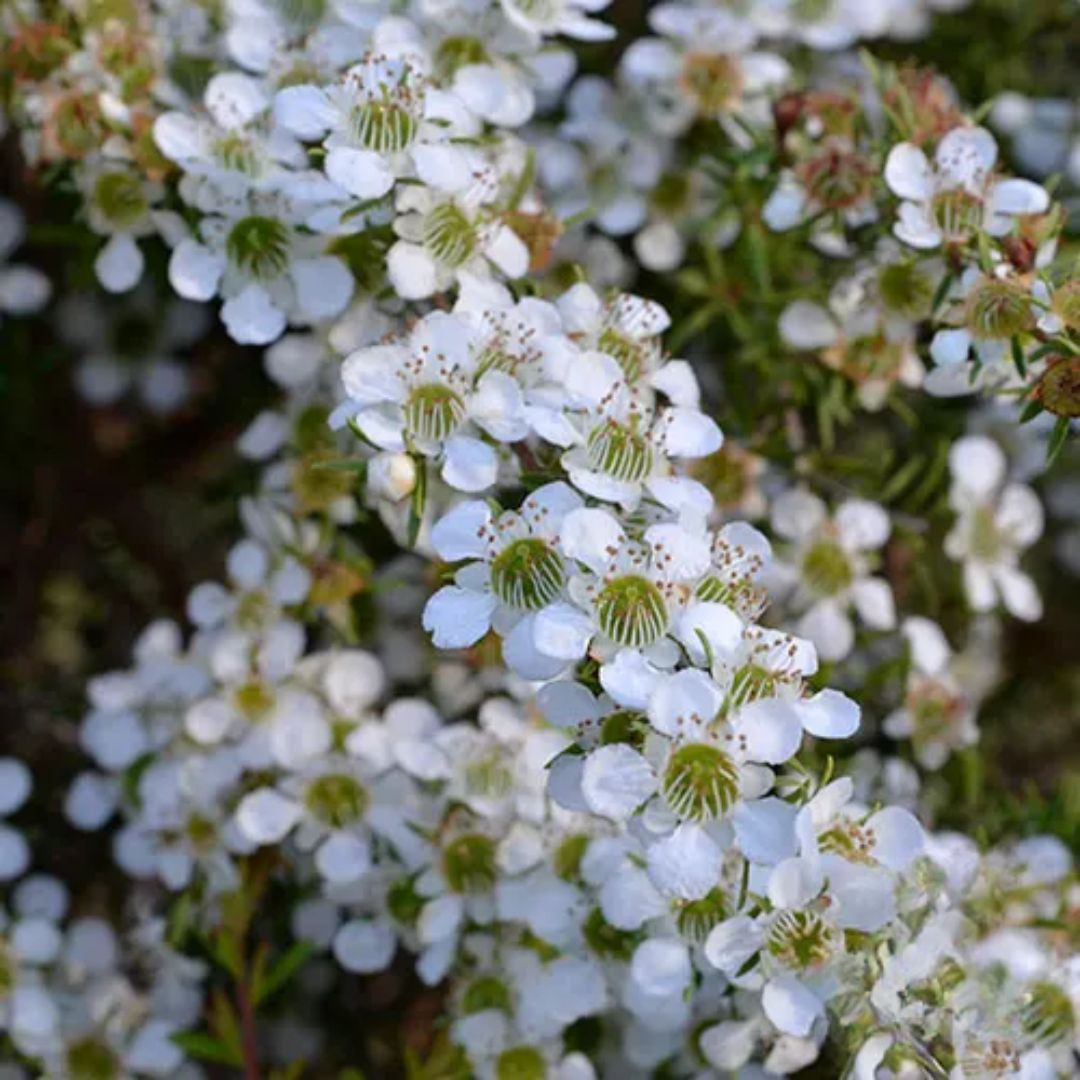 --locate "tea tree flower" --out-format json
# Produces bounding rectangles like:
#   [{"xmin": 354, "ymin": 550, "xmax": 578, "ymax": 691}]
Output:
[
  {"xmin": 769, "ymin": 490, "xmax": 896, "ymax": 661},
  {"xmin": 945, "ymin": 435, "xmax": 1043, "ymax": 620},
  {"xmin": 884, "ymin": 126, "xmax": 1050, "ymax": 250}
]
